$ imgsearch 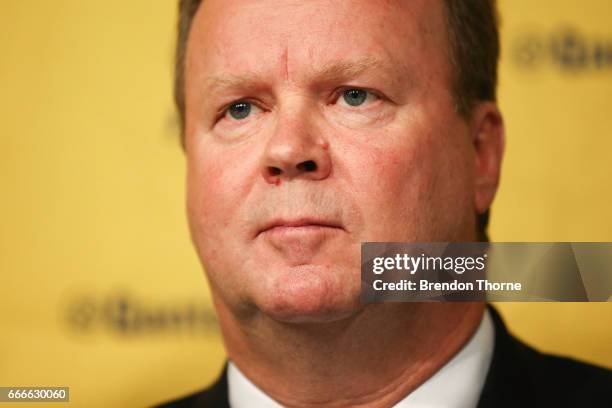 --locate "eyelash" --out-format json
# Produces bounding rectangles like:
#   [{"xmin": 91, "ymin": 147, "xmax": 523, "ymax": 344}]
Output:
[
  {"xmin": 216, "ymin": 99, "xmax": 256, "ymax": 122},
  {"xmin": 216, "ymin": 87, "xmax": 383, "ymax": 123},
  {"xmin": 332, "ymin": 87, "xmax": 382, "ymax": 105}
]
